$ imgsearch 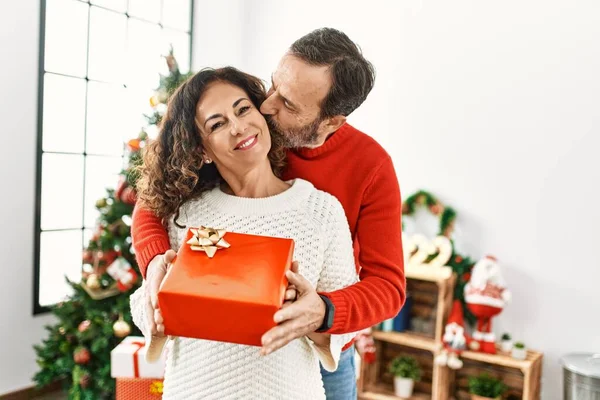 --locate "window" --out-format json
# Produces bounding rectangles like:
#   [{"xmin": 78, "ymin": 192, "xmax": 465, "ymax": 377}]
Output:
[{"xmin": 34, "ymin": 0, "xmax": 193, "ymax": 313}]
